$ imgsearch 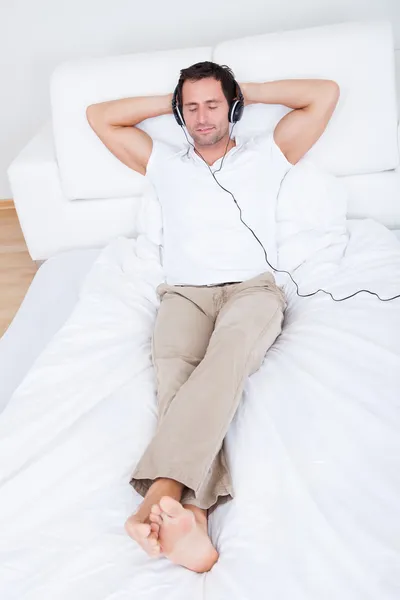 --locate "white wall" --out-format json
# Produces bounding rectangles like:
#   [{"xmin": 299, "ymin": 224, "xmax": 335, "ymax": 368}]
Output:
[{"xmin": 2, "ymin": 0, "xmax": 400, "ymax": 199}]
